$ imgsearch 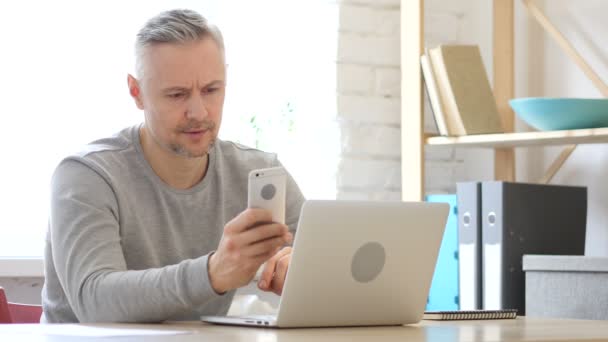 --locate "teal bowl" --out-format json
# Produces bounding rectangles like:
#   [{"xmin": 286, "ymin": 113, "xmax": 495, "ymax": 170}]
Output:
[{"xmin": 509, "ymin": 97, "xmax": 608, "ymax": 131}]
